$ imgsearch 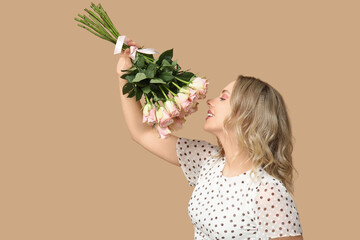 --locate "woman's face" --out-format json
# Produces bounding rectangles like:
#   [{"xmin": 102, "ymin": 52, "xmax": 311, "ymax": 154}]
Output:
[{"xmin": 203, "ymin": 80, "xmax": 235, "ymax": 135}]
